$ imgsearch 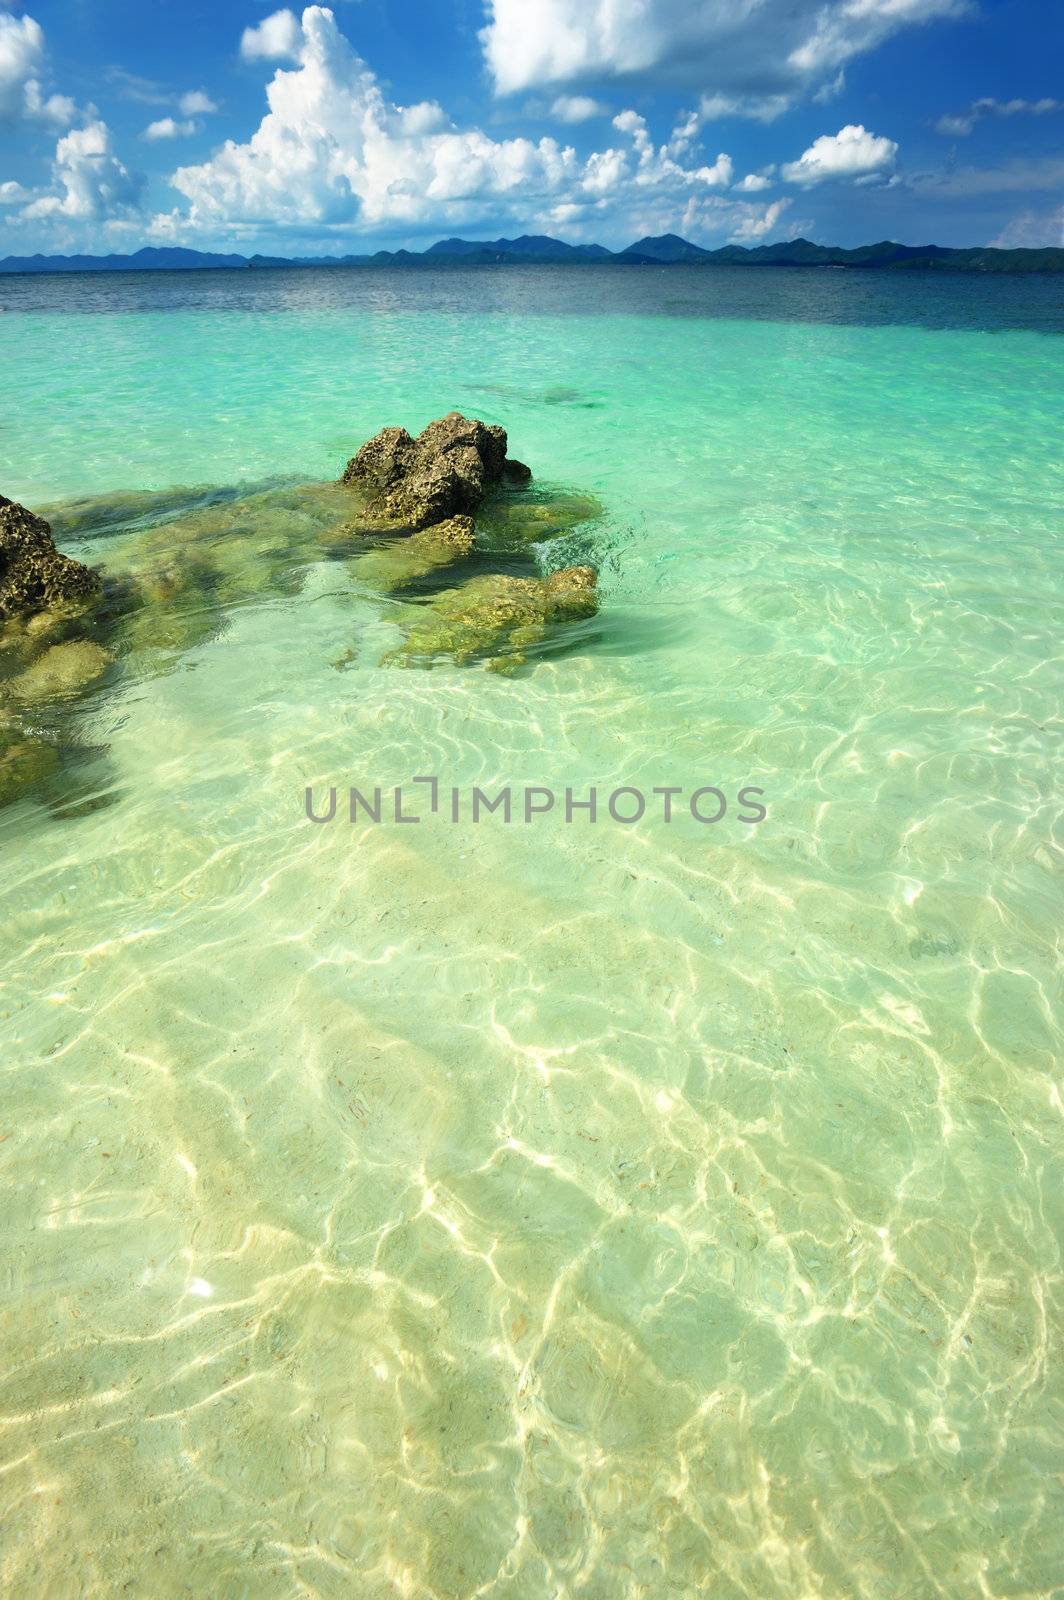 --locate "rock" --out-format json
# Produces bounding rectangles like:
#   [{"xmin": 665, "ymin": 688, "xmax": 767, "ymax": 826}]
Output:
[
  {"xmin": 543, "ymin": 566, "xmax": 599, "ymax": 621},
  {"xmin": 349, "ymin": 514, "xmax": 475, "ymax": 592},
  {"xmin": 502, "ymin": 459, "xmax": 533, "ymax": 485},
  {"xmin": 382, "ymin": 564, "xmax": 597, "ymax": 673},
  {"xmin": 341, "ymin": 412, "xmax": 514, "ymax": 530},
  {"xmin": 9, "ymin": 639, "xmax": 112, "ymax": 703},
  {"xmin": 476, "ymin": 489, "xmax": 603, "ymax": 552},
  {"xmin": 342, "ymin": 426, "xmax": 417, "ymax": 494},
  {"xmin": 0, "ymin": 496, "xmax": 102, "ymax": 623},
  {"xmin": 0, "ymin": 736, "xmax": 60, "ymax": 808}
]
